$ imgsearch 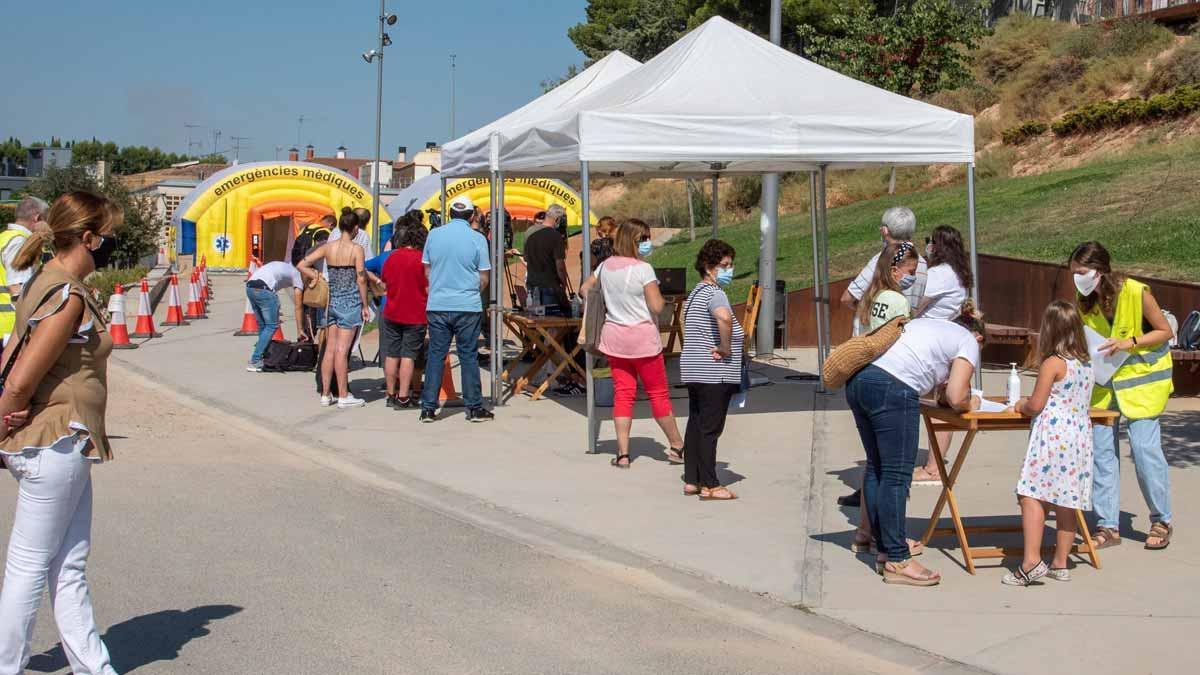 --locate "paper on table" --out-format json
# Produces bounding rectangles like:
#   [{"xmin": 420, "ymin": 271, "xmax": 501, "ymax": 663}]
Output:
[
  {"xmin": 971, "ymin": 389, "xmax": 1009, "ymax": 413},
  {"xmin": 1085, "ymin": 326, "xmax": 1129, "ymax": 386}
]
